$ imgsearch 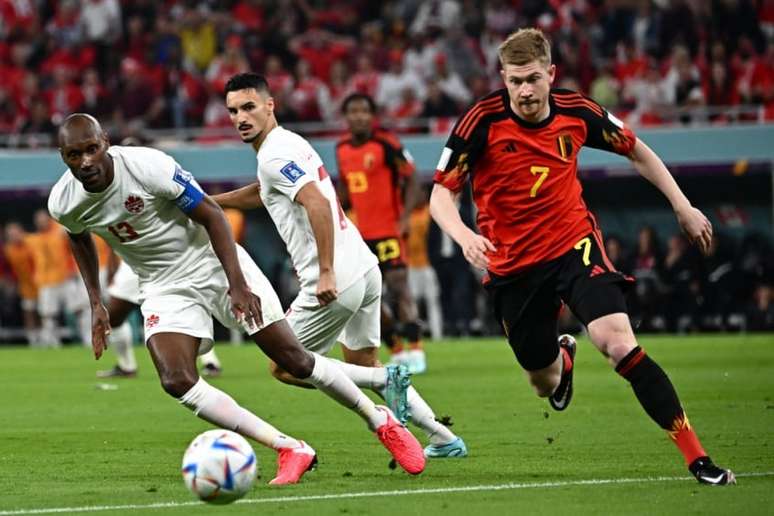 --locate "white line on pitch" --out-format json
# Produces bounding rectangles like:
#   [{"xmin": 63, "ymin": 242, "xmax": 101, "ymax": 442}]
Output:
[{"xmin": 1, "ymin": 471, "xmax": 771, "ymax": 515}]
